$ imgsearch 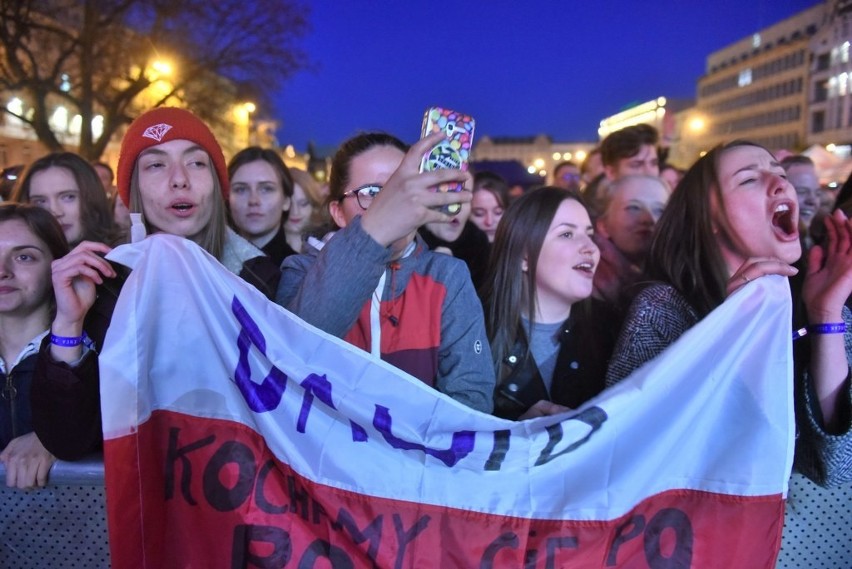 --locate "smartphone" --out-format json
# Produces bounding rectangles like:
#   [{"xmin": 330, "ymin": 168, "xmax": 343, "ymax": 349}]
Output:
[{"xmin": 419, "ymin": 106, "xmax": 475, "ymax": 215}]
